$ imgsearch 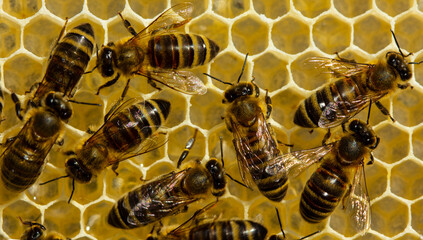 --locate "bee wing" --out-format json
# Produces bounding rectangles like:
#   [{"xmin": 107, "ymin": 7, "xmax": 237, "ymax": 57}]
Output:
[
  {"xmin": 126, "ymin": 169, "xmax": 198, "ymax": 226},
  {"xmin": 265, "ymin": 143, "xmax": 335, "ymax": 178},
  {"xmin": 307, "ymin": 57, "xmax": 373, "ymax": 78},
  {"xmin": 112, "ymin": 130, "xmax": 168, "ymax": 164},
  {"xmin": 231, "ymin": 112, "xmax": 280, "ymax": 187},
  {"xmin": 130, "ymin": 3, "xmax": 193, "ymax": 42},
  {"xmin": 318, "ymin": 92, "xmax": 387, "ymax": 128},
  {"xmin": 343, "ymin": 163, "xmax": 371, "ymax": 234},
  {"xmin": 138, "ymin": 69, "xmax": 207, "ymax": 95}
]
